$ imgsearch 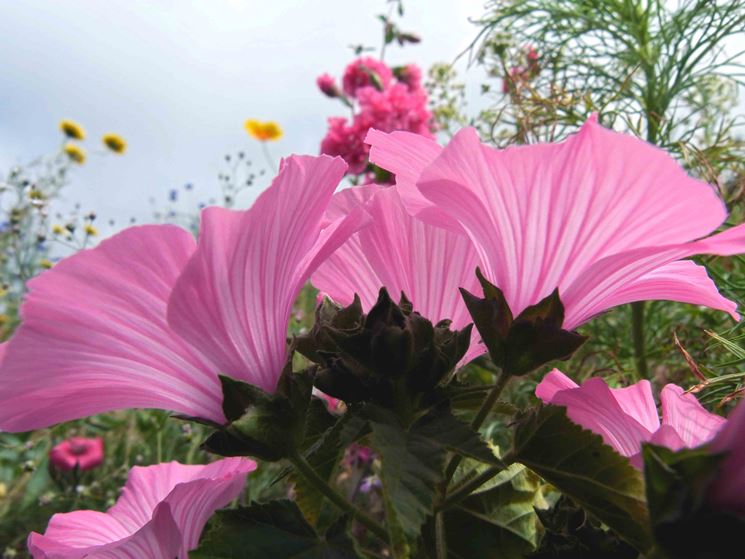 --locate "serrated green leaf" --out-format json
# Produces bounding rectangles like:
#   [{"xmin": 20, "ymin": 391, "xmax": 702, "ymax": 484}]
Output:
[
  {"xmin": 512, "ymin": 406, "xmax": 652, "ymax": 553},
  {"xmin": 413, "ymin": 403, "xmax": 501, "ymax": 465},
  {"xmin": 367, "ymin": 406, "xmax": 445, "ymax": 557},
  {"xmin": 291, "ymin": 401, "xmax": 353, "ymax": 527},
  {"xmin": 428, "ymin": 463, "xmax": 543, "ymax": 559},
  {"xmin": 192, "ymin": 500, "xmax": 359, "ymax": 559}
]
